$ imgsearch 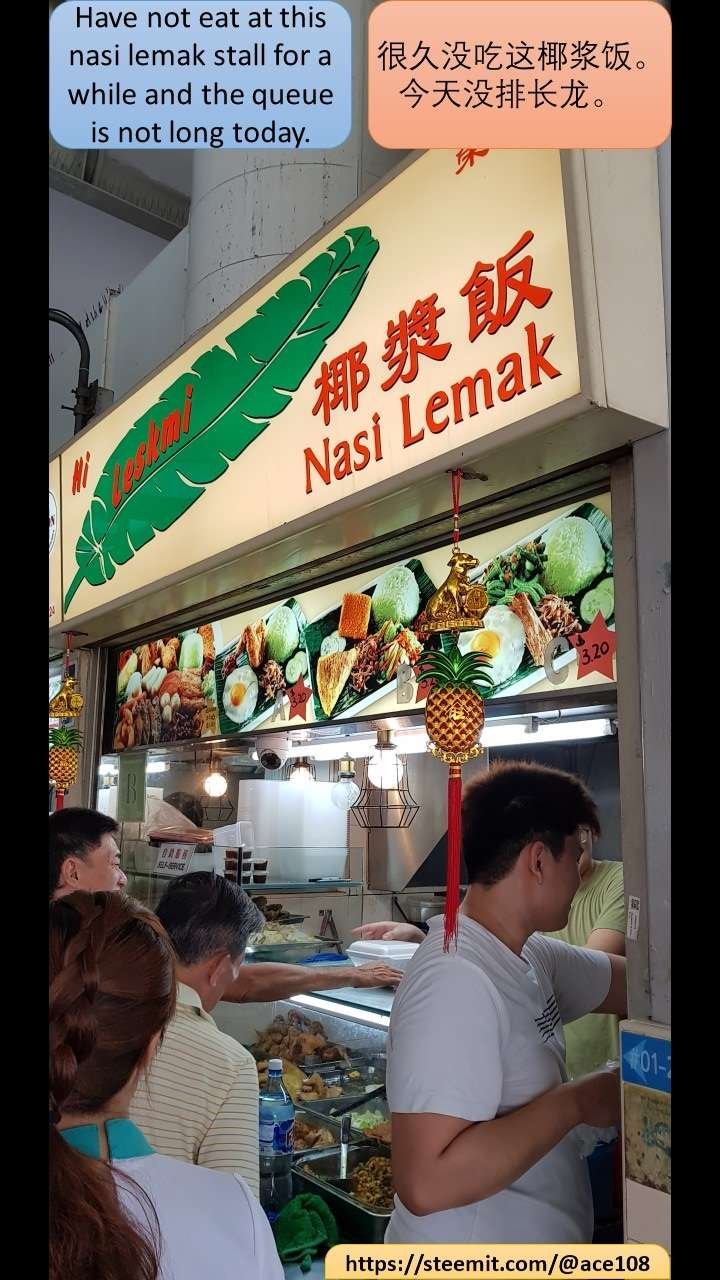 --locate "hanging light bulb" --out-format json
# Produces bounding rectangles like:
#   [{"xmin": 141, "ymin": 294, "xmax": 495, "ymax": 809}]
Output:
[
  {"xmin": 204, "ymin": 770, "xmax": 228, "ymax": 797},
  {"xmin": 367, "ymin": 730, "xmax": 404, "ymax": 790},
  {"xmin": 289, "ymin": 756, "xmax": 316, "ymax": 785},
  {"xmin": 331, "ymin": 756, "xmax": 361, "ymax": 811}
]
